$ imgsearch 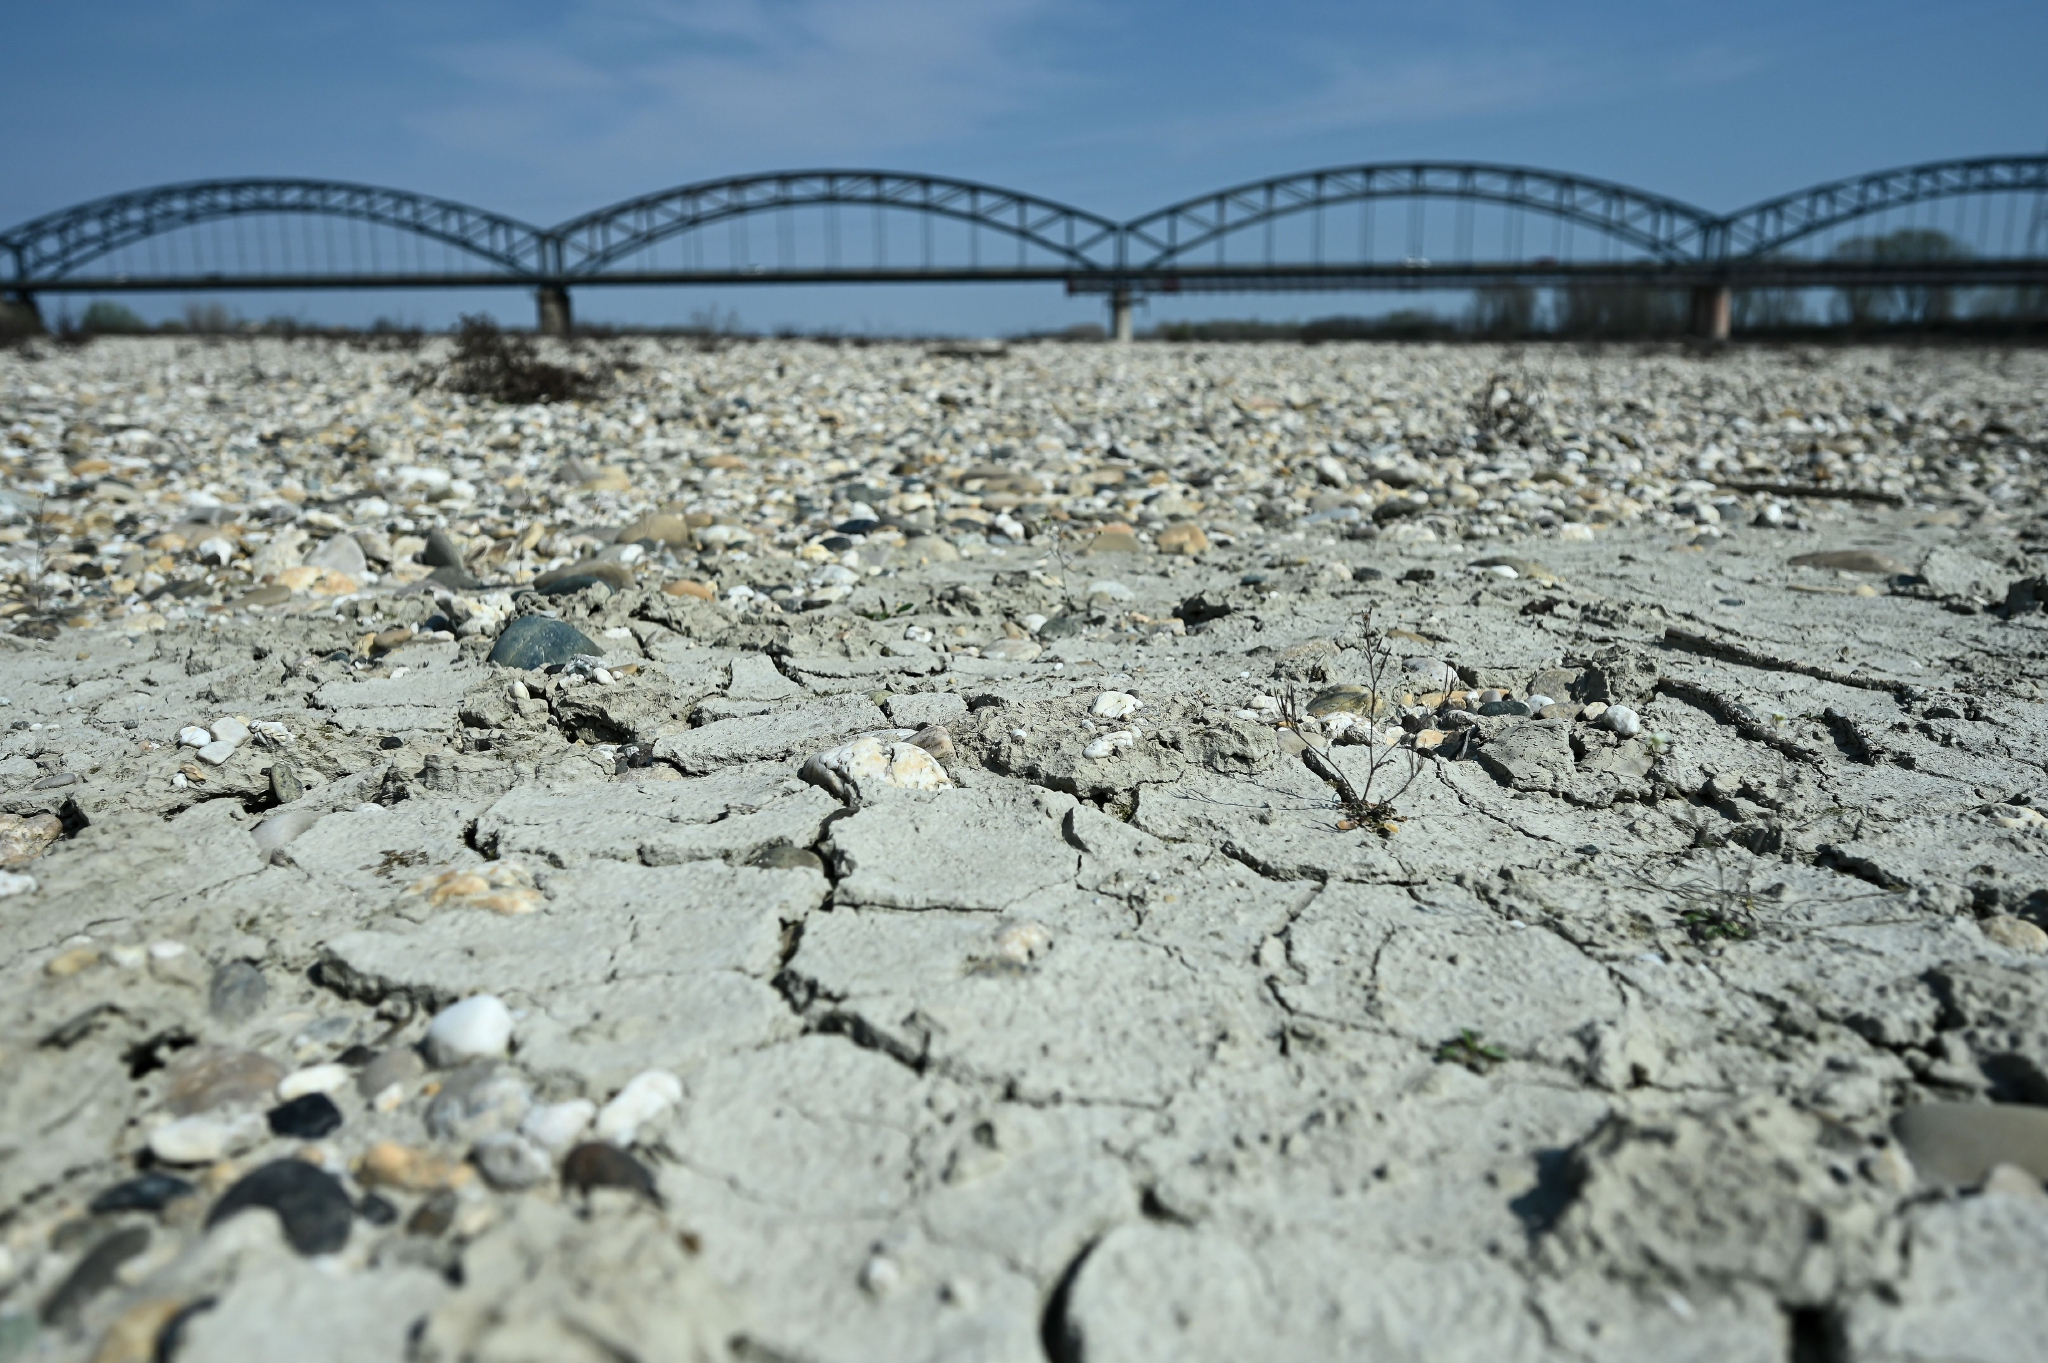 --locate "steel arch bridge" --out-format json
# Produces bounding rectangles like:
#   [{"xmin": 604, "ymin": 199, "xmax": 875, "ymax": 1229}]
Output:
[{"xmin": 5, "ymin": 154, "xmax": 2046, "ymax": 338}]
